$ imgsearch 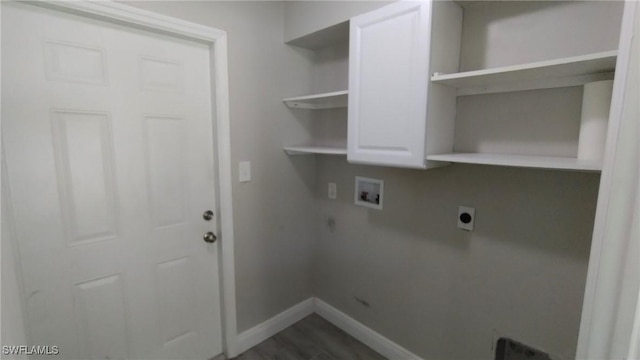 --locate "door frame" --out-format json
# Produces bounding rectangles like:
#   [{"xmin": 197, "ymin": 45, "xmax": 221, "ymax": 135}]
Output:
[
  {"xmin": 576, "ymin": 0, "xmax": 639, "ymax": 358},
  {"xmin": 15, "ymin": 1, "xmax": 239, "ymax": 357}
]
